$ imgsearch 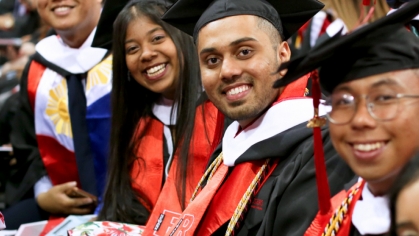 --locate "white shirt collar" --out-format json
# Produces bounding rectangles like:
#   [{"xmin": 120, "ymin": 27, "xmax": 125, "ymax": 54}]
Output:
[
  {"xmin": 152, "ymin": 96, "xmax": 177, "ymax": 126},
  {"xmin": 352, "ymin": 183, "xmax": 390, "ymax": 235},
  {"xmin": 35, "ymin": 27, "xmax": 108, "ymax": 74},
  {"xmin": 222, "ymin": 98, "xmax": 326, "ymax": 166}
]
